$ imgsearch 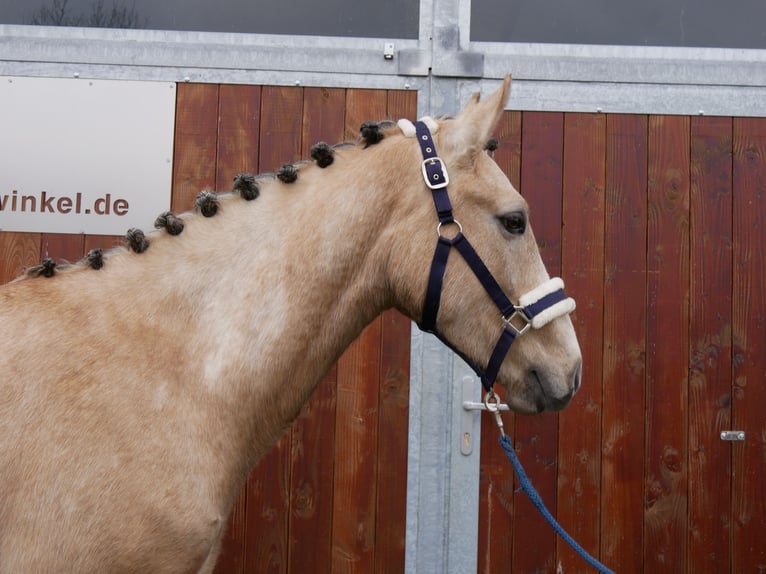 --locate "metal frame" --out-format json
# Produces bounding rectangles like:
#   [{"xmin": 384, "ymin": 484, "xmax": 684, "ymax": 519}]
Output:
[{"xmin": 3, "ymin": 1, "xmax": 766, "ymax": 572}]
